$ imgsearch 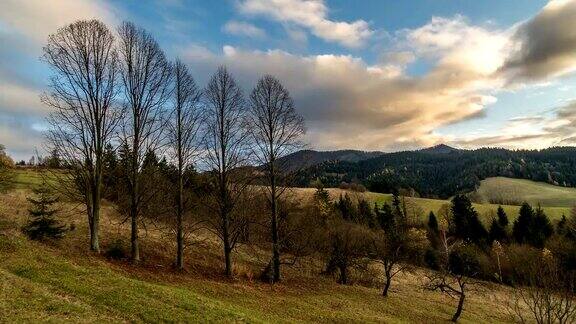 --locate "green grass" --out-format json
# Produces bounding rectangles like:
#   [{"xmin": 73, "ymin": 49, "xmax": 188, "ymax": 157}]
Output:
[
  {"xmin": 10, "ymin": 168, "xmax": 52, "ymax": 189},
  {"xmin": 0, "ymin": 186, "xmax": 518, "ymax": 323},
  {"xmin": 475, "ymin": 177, "xmax": 576, "ymax": 207},
  {"xmin": 0, "ymin": 233, "xmax": 515, "ymax": 323},
  {"xmin": 369, "ymin": 192, "xmax": 571, "ymax": 224}
]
